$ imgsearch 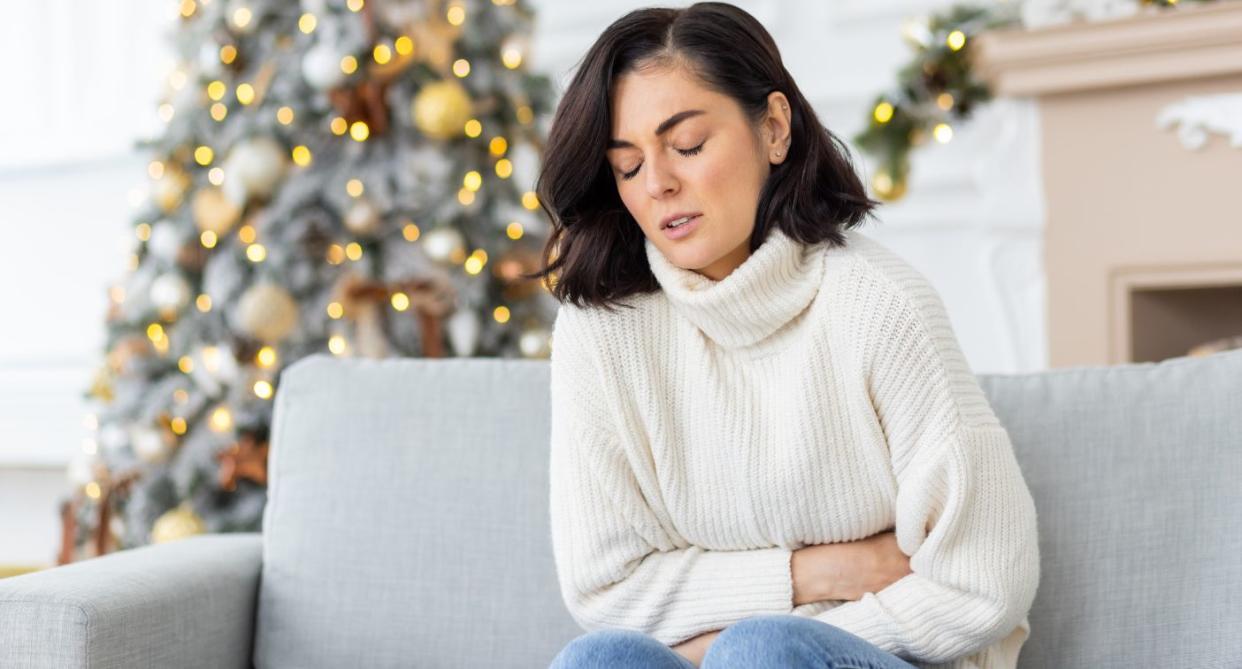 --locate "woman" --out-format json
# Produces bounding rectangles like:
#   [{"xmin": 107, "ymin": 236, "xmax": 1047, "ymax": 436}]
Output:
[{"xmin": 529, "ymin": 3, "xmax": 1041, "ymax": 668}]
